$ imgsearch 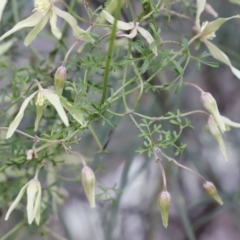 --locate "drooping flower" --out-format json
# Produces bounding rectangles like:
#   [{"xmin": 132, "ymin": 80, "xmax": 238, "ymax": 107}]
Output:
[
  {"xmin": 0, "ymin": 0, "xmax": 94, "ymax": 46},
  {"xmin": 6, "ymin": 87, "xmax": 69, "ymax": 139},
  {"xmin": 5, "ymin": 178, "xmax": 42, "ymax": 225},
  {"xmin": 201, "ymin": 92, "xmax": 225, "ymax": 132},
  {"xmin": 195, "ymin": 0, "xmax": 240, "ymax": 79},
  {"xmin": 102, "ymin": 10, "xmax": 158, "ymax": 56}
]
